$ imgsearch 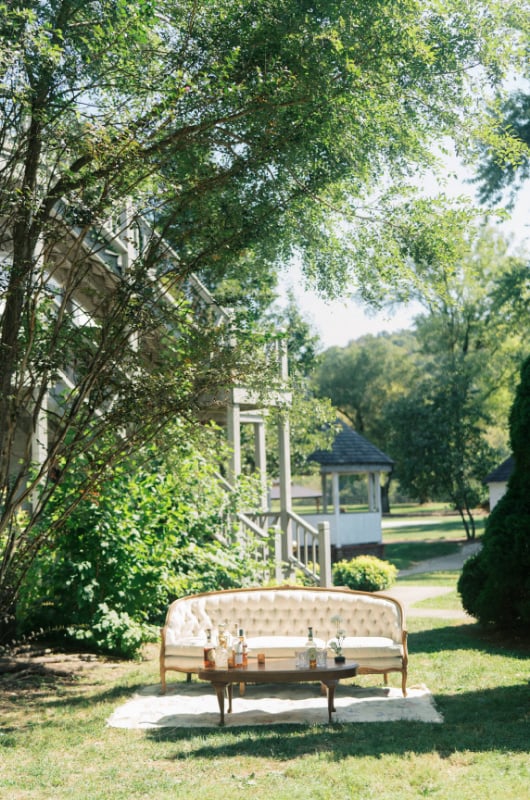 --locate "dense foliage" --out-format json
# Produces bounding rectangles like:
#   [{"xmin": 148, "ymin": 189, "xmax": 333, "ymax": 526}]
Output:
[
  {"xmin": 332, "ymin": 556, "xmax": 397, "ymax": 592},
  {"xmin": 314, "ymin": 227, "xmax": 529, "ymax": 533},
  {"xmin": 458, "ymin": 355, "xmax": 530, "ymax": 631},
  {"xmin": 17, "ymin": 433, "xmax": 267, "ymax": 656},
  {"xmin": 0, "ymin": 0, "xmax": 525, "ymax": 629}
]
